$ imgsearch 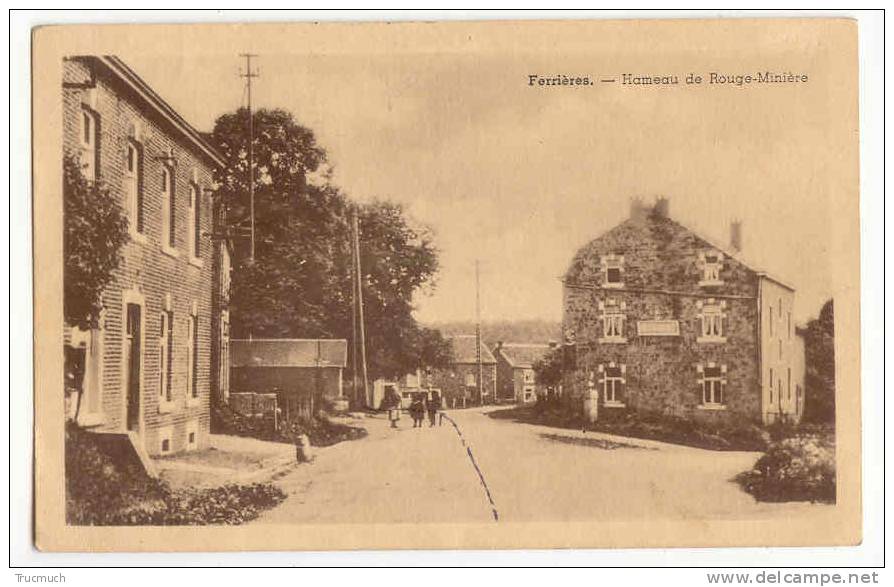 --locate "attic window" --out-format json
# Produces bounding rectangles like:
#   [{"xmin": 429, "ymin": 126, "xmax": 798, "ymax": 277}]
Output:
[
  {"xmin": 698, "ymin": 251, "xmax": 724, "ymax": 286},
  {"xmin": 601, "ymin": 254, "xmax": 624, "ymax": 288}
]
